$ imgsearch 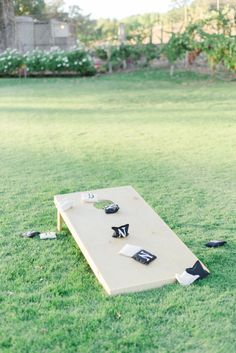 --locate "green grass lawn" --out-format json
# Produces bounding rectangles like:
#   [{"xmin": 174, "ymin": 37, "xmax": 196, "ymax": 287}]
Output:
[{"xmin": 0, "ymin": 69, "xmax": 235, "ymax": 353}]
